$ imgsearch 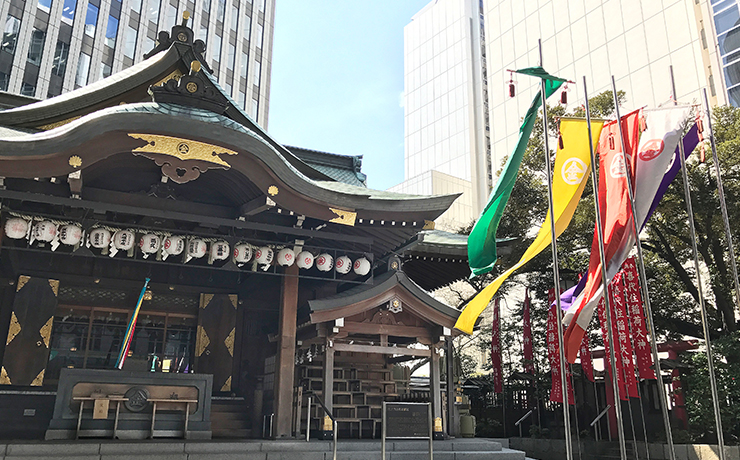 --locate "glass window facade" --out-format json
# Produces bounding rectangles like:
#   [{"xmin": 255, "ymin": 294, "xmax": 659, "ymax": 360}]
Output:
[
  {"xmin": 713, "ymin": 1, "xmax": 740, "ymax": 106},
  {"xmin": 231, "ymin": 4, "xmax": 239, "ymax": 31},
  {"xmin": 0, "ymin": 72, "xmax": 9, "ymax": 91},
  {"xmin": 38, "ymin": 0, "xmax": 53, "ymax": 13},
  {"xmin": 240, "ymin": 49, "xmax": 248, "ymax": 80},
  {"xmin": 243, "ymin": 12, "xmax": 250, "ymax": 38},
  {"xmin": 20, "ymin": 82, "xmax": 35, "ymax": 96},
  {"xmin": 226, "ymin": 41, "xmax": 235, "ymax": 71},
  {"xmin": 76, "ymin": 51, "xmax": 91, "ymax": 86},
  {"xmin": 2, "ymin": 15, "xmax": 21, "ymax": 55},
  {"xmin": 85, "ymin": 3, "xmax": 99, "ymax": 37},
  {"xmin": 27, "ymin": 28, "xmax": 46, "ymax": 66},
  {"xmin": 100, "ymin": 62, "xmax": 112, "ymax": 79},
  {"xmin": 212, "ymin": 33, "xmax": 222, "ymax": 62},
  {"xmin": 253, "ymin": 60, "xmax": 260, "ymax": 85},
  {"xmin": 123, "ymin": 24, "xmax": 137, "ymax": 58},
  {"xmin": 52, "ymin": 40, "xmax": 70, "ymax": 77},
  {"xmin": 62, "ymin": 0, "xmax": 77, "ymax": 23},
  {"xmin": 148, "ymin": 0, "xmax": 161, "ymax": 26},
  {"xmin": 164, "ymin": 2, "xmax": 177, "ymax": 30},
  {"xmin": 216, "ymin": 0, "xmax": 225, "ymax": 22},
  {"xmin": 130, "ymin": 0, "xmax": 142, "ymax": 14},
  {"xmin": 254, "ymin": 22, "xmax": 262, "ymax": 48},
  {"xmin": 105, "ymin": 15, "xmax": 119, "ymax": 49}
]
